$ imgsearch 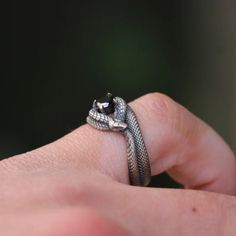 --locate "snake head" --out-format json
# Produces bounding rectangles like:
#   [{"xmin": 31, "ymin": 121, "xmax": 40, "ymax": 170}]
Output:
[{"xmin": 108, "ymin": 119, "xmax": 127, "ymax": 132}]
